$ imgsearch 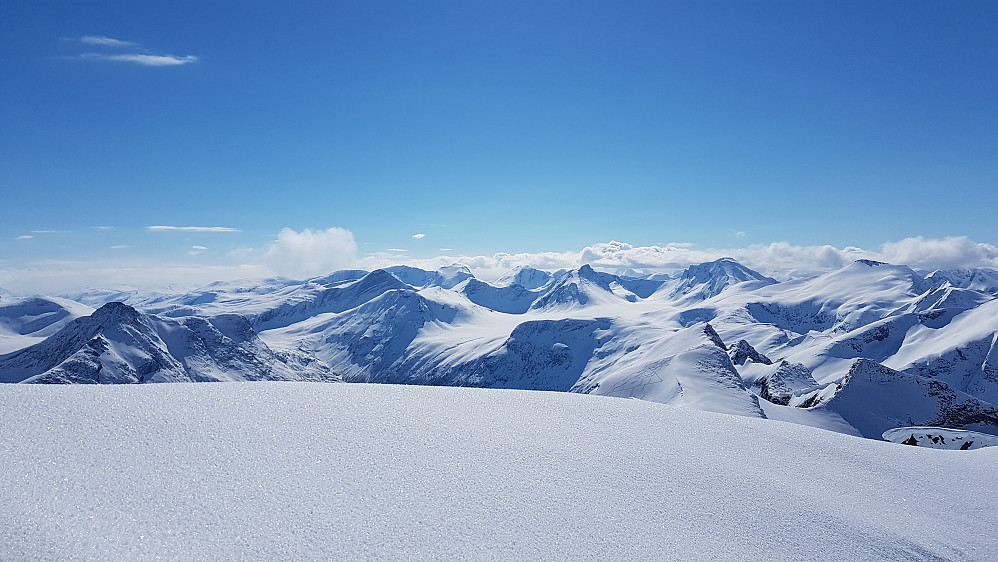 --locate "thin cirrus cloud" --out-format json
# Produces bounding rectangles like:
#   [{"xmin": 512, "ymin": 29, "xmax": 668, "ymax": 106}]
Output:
[
  {"xmin": 147, "ymin": 226, "xmax": 239, "ymax": 233},
  {"xmin": 412, "ymin": 233, "xmax": 427, "ymax": 239},
  {"xmin": 78, "ymin": 53, "xmax": 199, "ymax": 66},
  {"xmin": 80, "ymin": 35, "xmax": 136, "ymax": 47},
  {"xmin": 68, "ymin": 35, "xmax": 198, "ymax": 67}
]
